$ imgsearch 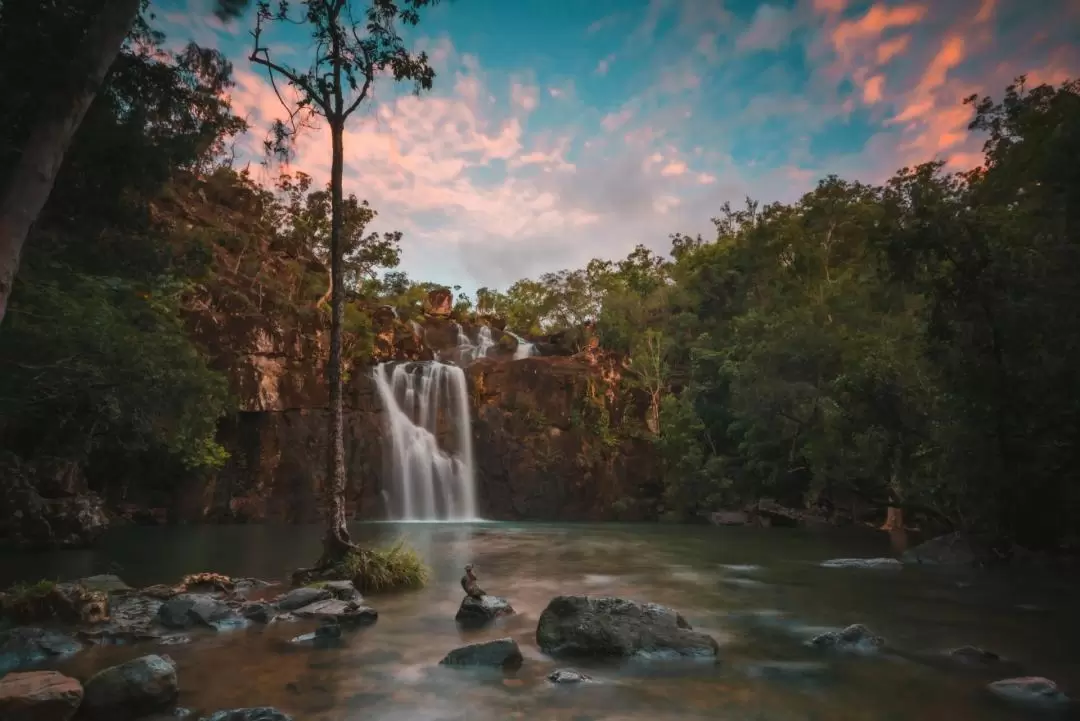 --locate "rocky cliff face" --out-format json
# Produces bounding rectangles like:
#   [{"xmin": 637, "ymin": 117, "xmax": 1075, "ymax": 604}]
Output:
[{"xmin": 174, "ymin": 295, "xmax": 658, "ymax": 524}]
